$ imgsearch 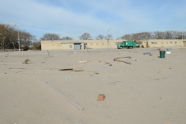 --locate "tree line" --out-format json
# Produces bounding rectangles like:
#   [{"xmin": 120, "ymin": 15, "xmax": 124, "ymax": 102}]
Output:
[
  {"xmin": 41, "ymin": 31, "xmax": 186, "ymax": 41},
  {"xmin": 120, "ymin": 31, "xmax": 186, "ymax": 40},
  {"xmin": 0, "ymin": 24, "xmax": 34, "ymax": 50},
  {"xmin": 41, "ymin": 33, "xmax": 113, "ymax": 41},
  {"xmin": 1, "ymin": 24, "xmax": 186, "ymax": 50}
]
